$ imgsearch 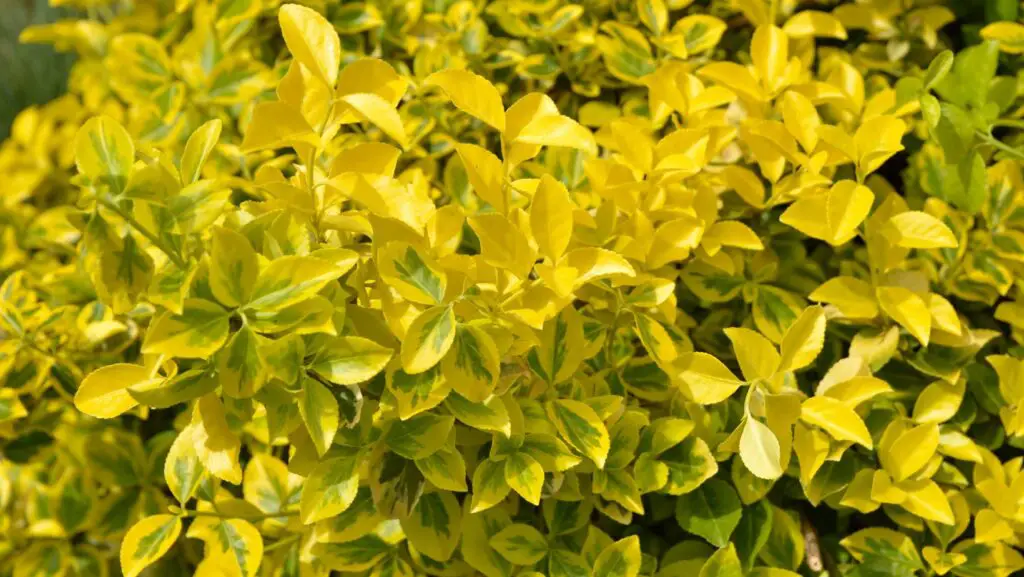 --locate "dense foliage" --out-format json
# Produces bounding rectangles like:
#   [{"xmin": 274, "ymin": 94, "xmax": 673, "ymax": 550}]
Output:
[{"xmin": 3, "ymin": 1, "xmax": 1024, "ymax": 576}]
